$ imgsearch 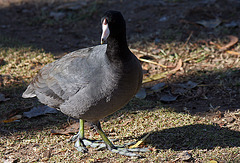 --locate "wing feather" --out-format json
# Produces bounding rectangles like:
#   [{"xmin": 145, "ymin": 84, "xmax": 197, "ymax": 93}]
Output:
[{"xmin": 22, "ymin": 45, "xmax": 107, "ymax": 108}]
